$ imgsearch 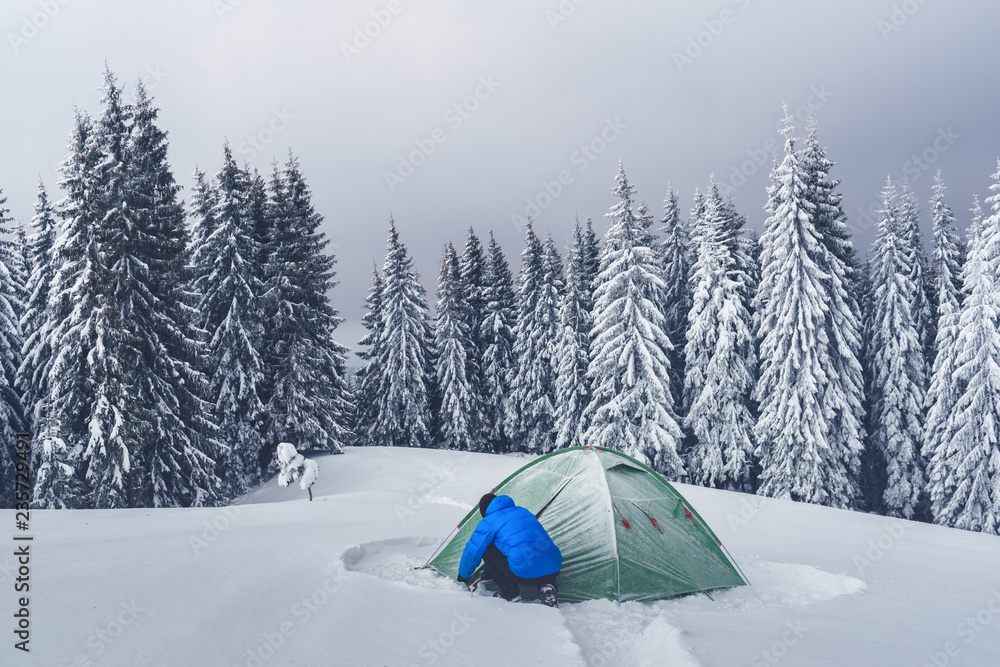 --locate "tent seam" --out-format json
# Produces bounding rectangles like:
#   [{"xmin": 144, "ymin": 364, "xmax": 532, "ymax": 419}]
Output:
[{"xmin": 592, "ymin": 447, "xmax": 621, "ymax": 605}]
